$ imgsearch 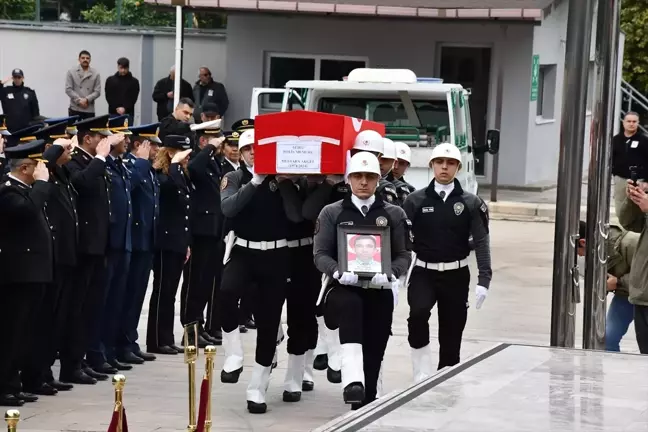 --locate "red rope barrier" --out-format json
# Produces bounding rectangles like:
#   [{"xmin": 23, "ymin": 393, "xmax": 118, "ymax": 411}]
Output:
[
  {"xmin": 107, "ymin": 409, "xmax": 119, "ymax": 432},
  {"xmin": 195, "ymin": 377, "xmax": 209, "ymax": 432}
]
